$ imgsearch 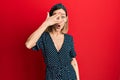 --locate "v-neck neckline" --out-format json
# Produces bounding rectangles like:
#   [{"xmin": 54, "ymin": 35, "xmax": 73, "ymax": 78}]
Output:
[{"xmin": 47, "ymin": 32, "xmax": 65, "ymax": 53}]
